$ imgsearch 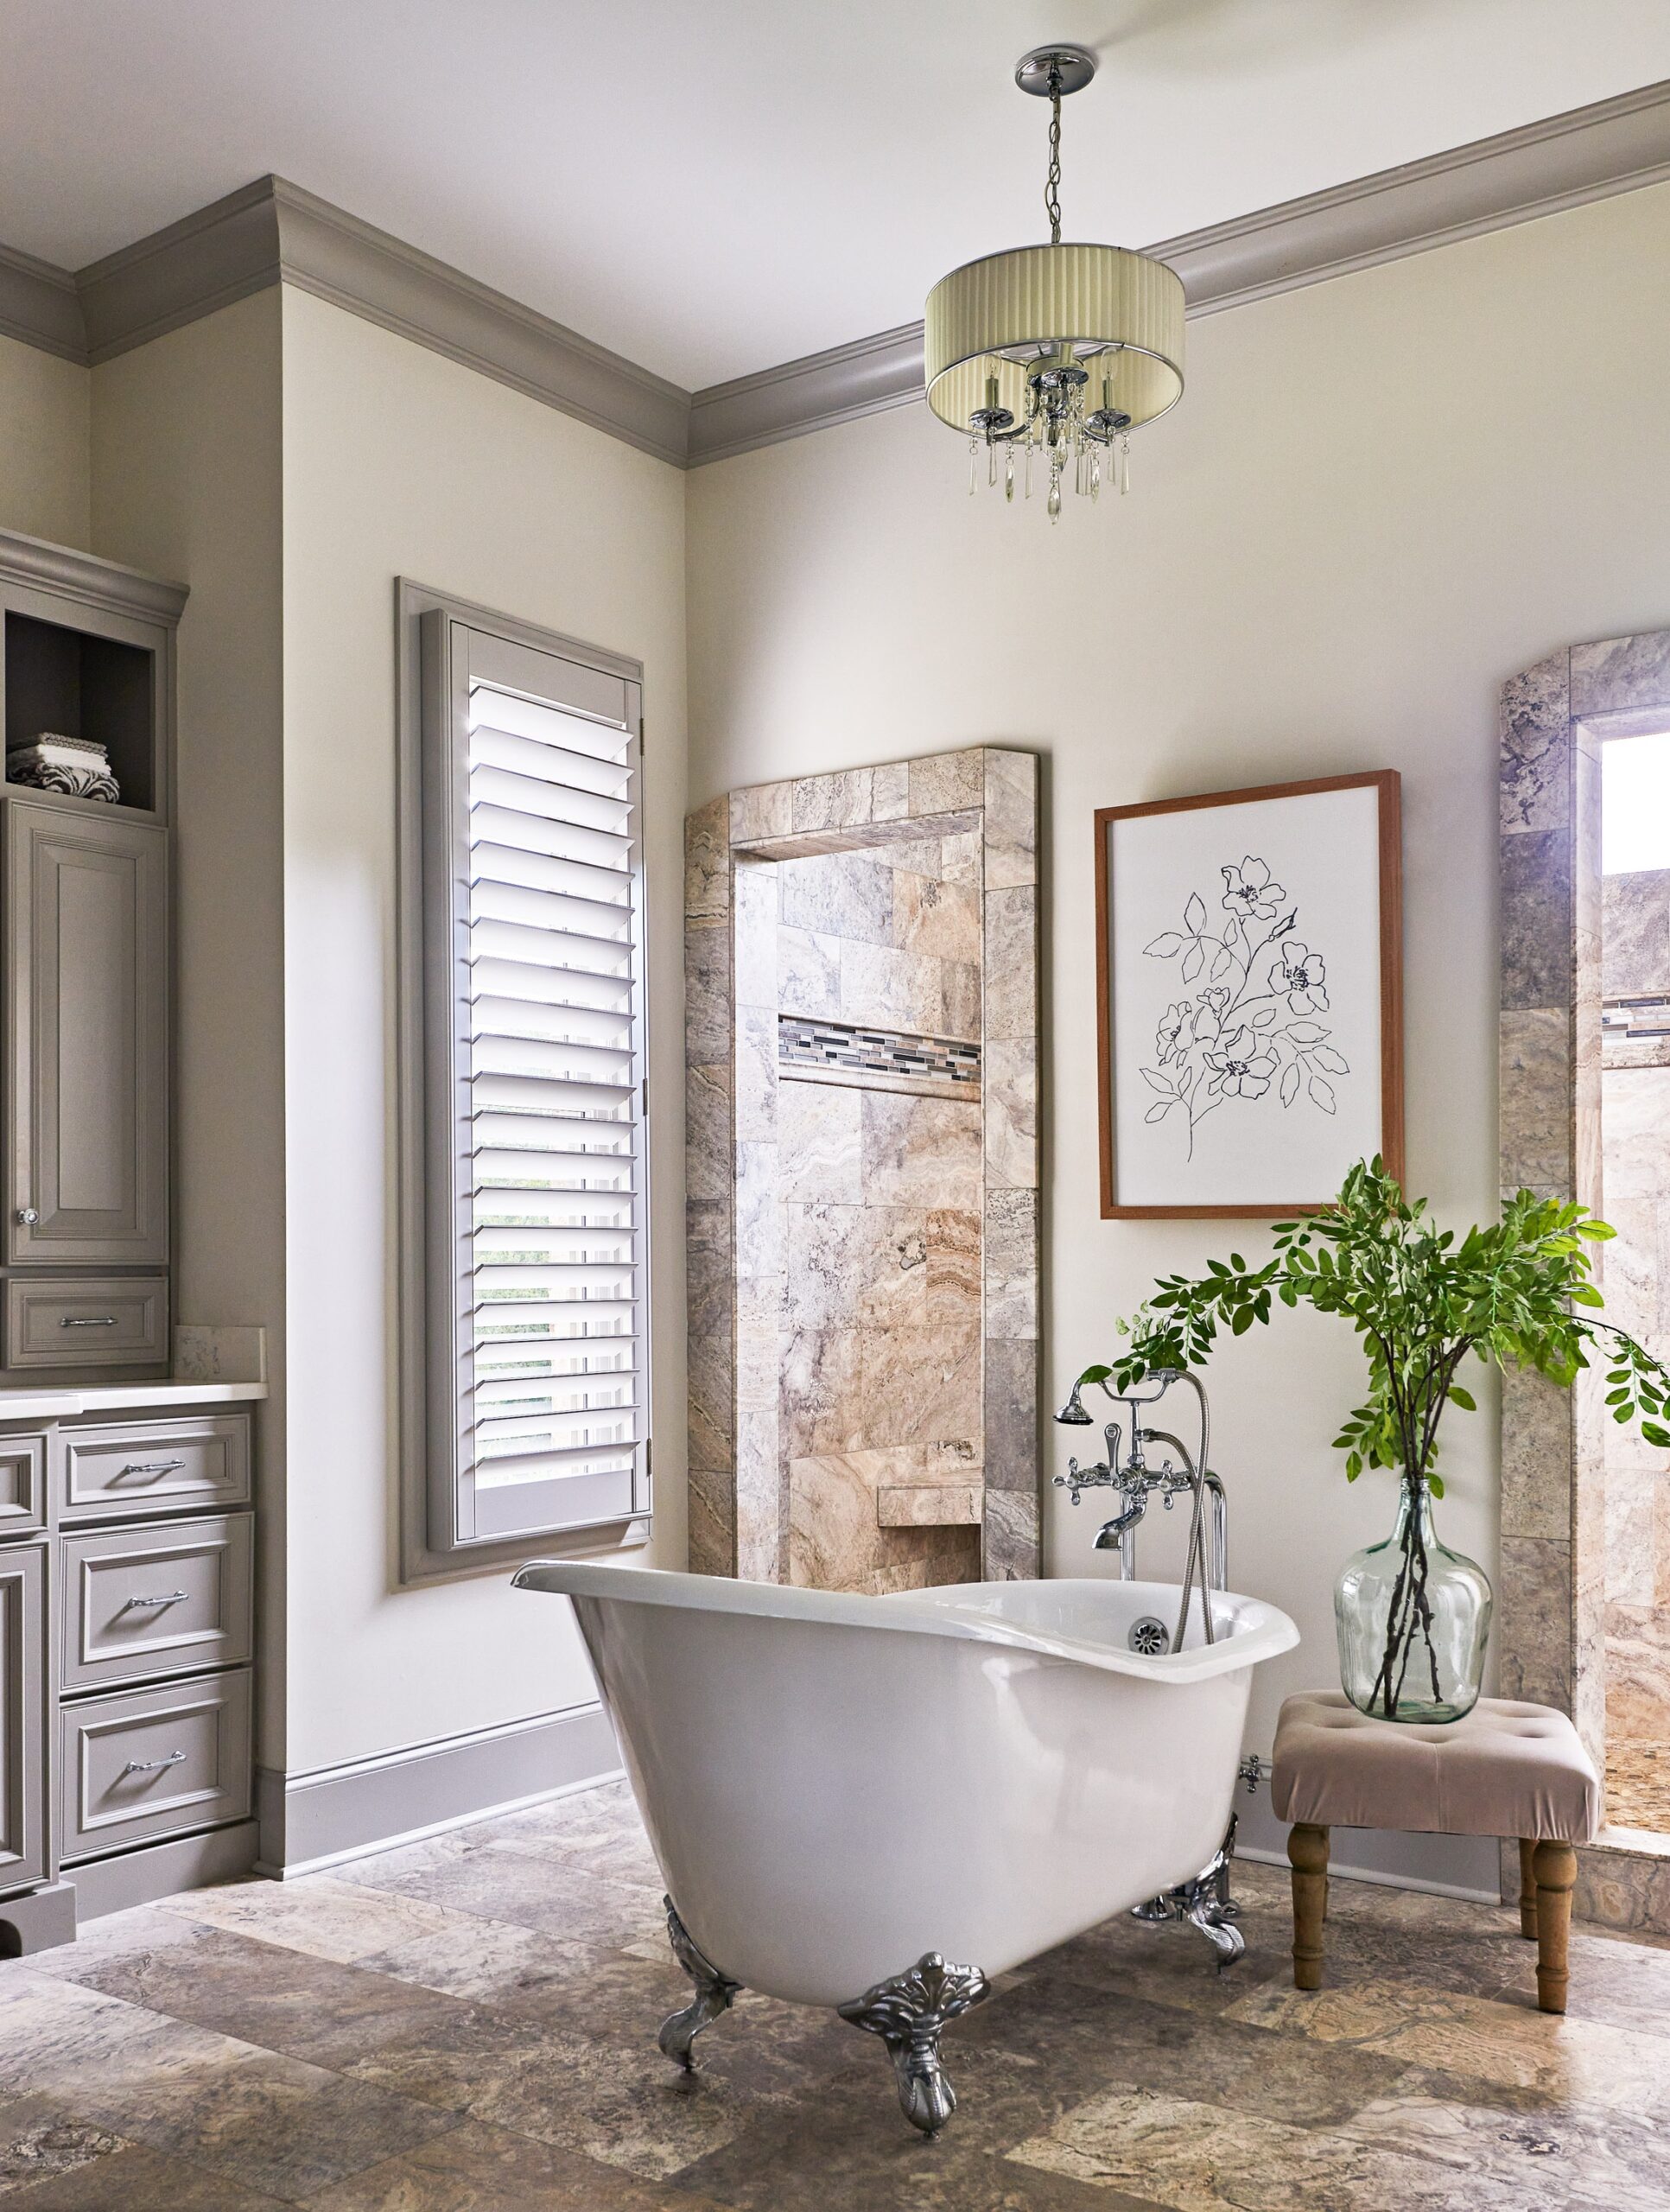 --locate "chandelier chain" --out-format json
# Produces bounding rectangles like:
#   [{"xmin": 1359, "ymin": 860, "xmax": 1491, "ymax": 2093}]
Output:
[{"xmin": 1045, "ymin": 65, "xmax": 1063, "ymax": 245}]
